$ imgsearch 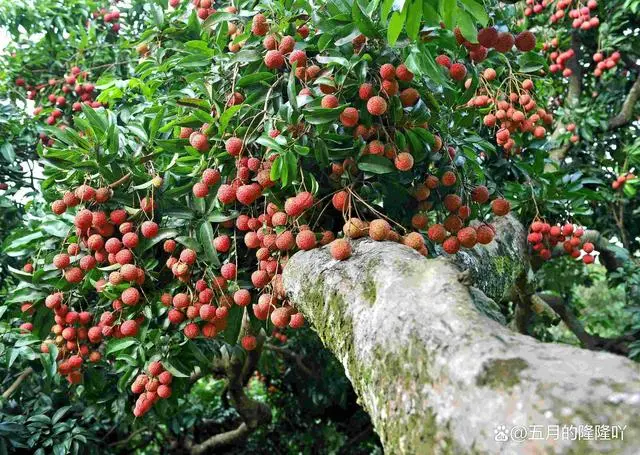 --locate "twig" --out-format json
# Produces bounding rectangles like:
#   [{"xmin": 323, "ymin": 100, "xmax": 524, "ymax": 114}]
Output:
[{"xmin": 2, "ymin": 367, "xmax": 33, "ymax": 399}]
